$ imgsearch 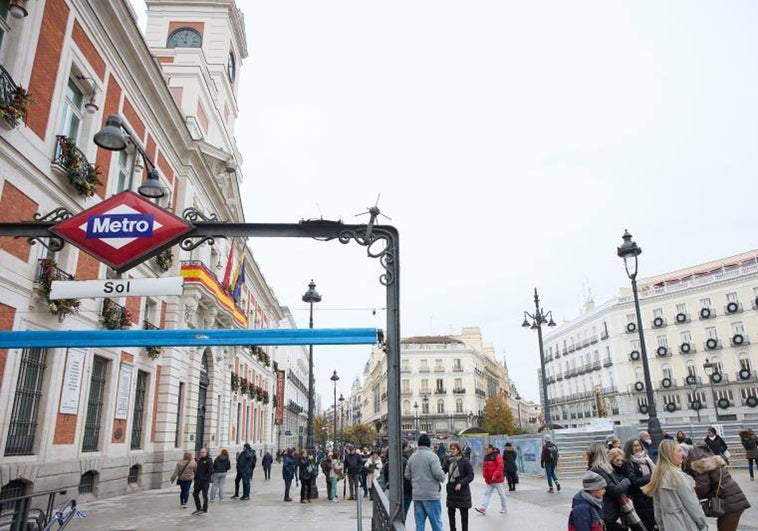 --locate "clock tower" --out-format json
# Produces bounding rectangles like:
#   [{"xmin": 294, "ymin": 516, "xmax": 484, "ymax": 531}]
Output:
[{"xmin": 144, "ymin": 0, "xmax": 247, "ymax": 160}]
